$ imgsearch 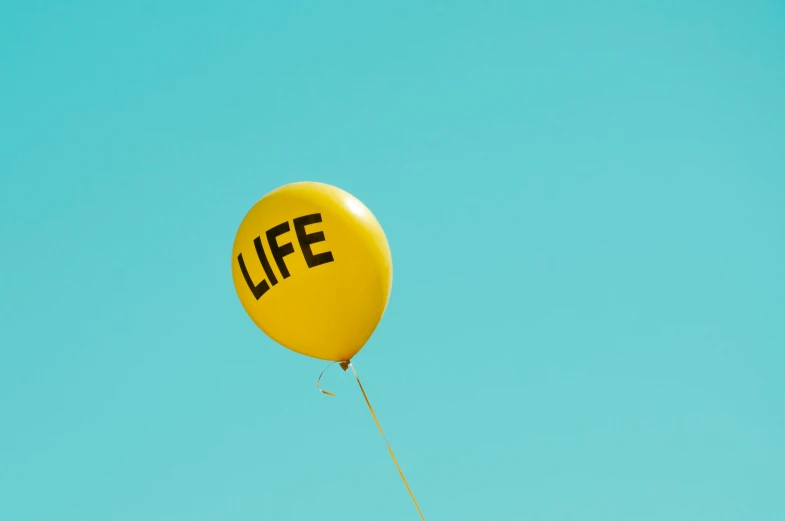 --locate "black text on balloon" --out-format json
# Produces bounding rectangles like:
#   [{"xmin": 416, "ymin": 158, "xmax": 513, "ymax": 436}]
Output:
[
  {"xmin": 294, "ymin": 213, "xmax": 334, "ymax": 268},
  {"xmin": 237, "ymin": 213, "xmax": 334, "ymax": 300}
]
